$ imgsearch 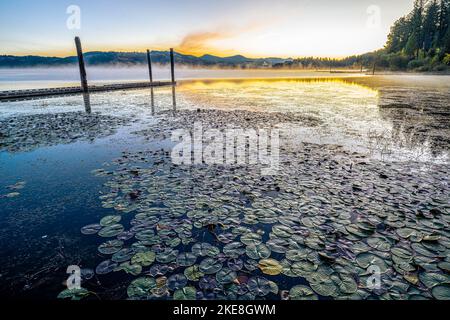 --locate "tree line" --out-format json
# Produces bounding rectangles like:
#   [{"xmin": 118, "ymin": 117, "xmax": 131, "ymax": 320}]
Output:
[{"xmin": 274, "ymin": 0, "xmax": 450, "ymax": 71}]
